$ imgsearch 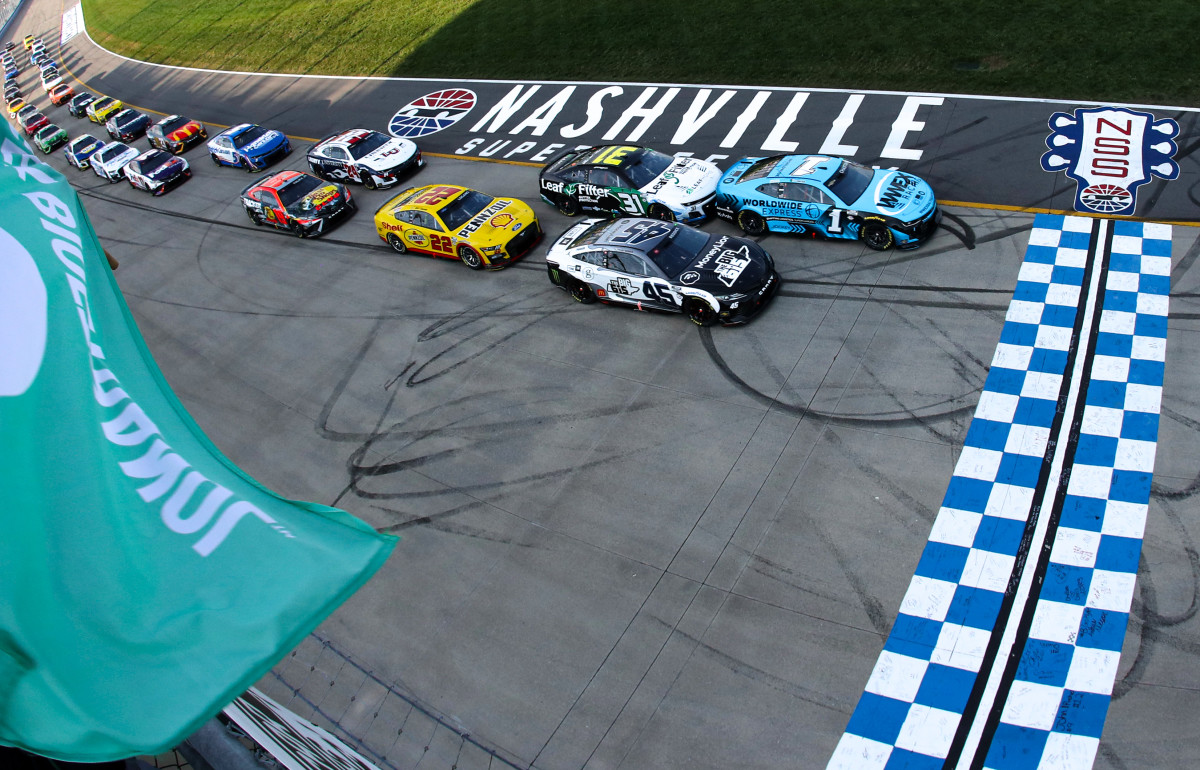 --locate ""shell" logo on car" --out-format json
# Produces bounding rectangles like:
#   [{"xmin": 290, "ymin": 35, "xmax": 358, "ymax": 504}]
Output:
[{"xmin": 489, "ymin": 213, "xmax": 514, "ymax": 229}]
